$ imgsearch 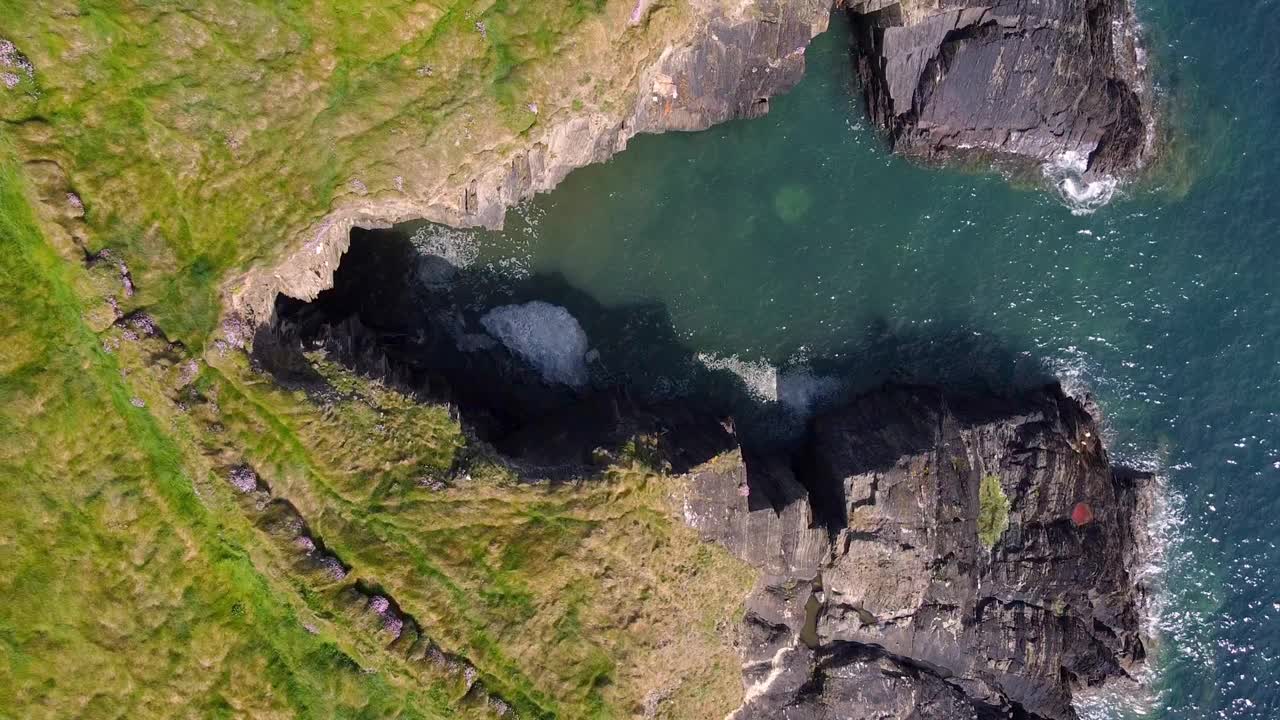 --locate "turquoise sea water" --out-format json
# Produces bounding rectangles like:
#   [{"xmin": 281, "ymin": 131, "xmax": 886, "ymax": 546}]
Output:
[{"xmin": 397, "ymin": 4, "xmax": 1280, "ymax": 716}]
